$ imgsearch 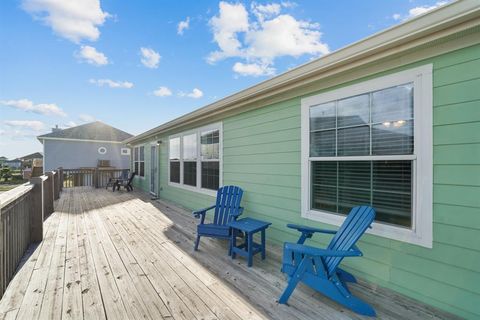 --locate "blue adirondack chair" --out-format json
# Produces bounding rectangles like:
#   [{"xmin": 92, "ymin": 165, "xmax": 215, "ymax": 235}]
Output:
[
  {"xmin": 279, "ymin": 206, "xmax": 376, "ymax": 316},
  {"xmin": 193, "ymin": 186, "xmax": 244, "ymax": 253}
]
